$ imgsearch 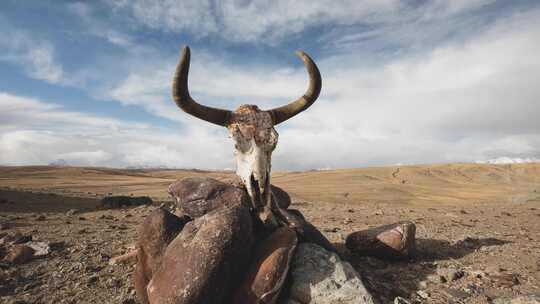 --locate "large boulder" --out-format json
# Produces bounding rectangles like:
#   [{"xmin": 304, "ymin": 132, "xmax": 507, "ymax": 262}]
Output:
[
  {"xmin": 168, "ymin": 177, "xmax": 251, "ymax": 218},
  {"xmin": 284, "ymin": 243, "xmax": 377, "ymax": 304},
  {"xmin": 134, "ymin": 209, "xmax": 191, "ymax": 304},
  {"xmin": 346, "ymin": 221, "xmax": 416, "ymax": 260},
  {"xmin": 226, "ymin": 178, "xmax": 291, "ymax": 210},
  {"xmin": 147, "ymin": 205, "xmax": 254, "ymax": 304},
  {"xmin": 233, "ymin": 226, "xmax": 297, "ymax": 304},
  {"xmin": 168, "ymin": 177, "xmax": 291, "ymax": 218}
]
